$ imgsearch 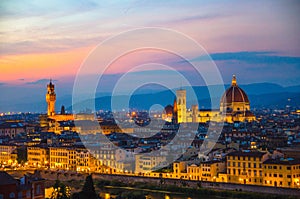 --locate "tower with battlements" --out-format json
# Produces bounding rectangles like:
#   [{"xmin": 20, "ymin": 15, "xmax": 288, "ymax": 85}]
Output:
[{"xmin": 46, "ymin": 80, "xmax": 56, "ymax": 116}]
